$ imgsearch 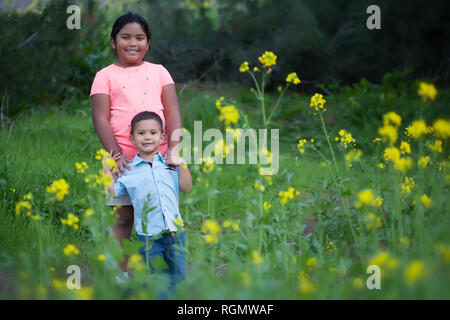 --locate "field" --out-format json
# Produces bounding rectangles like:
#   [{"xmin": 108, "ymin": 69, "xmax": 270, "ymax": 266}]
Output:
[{"xmin": 0, "ymin": 64, "xmax": 449, "ymax": 299}]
